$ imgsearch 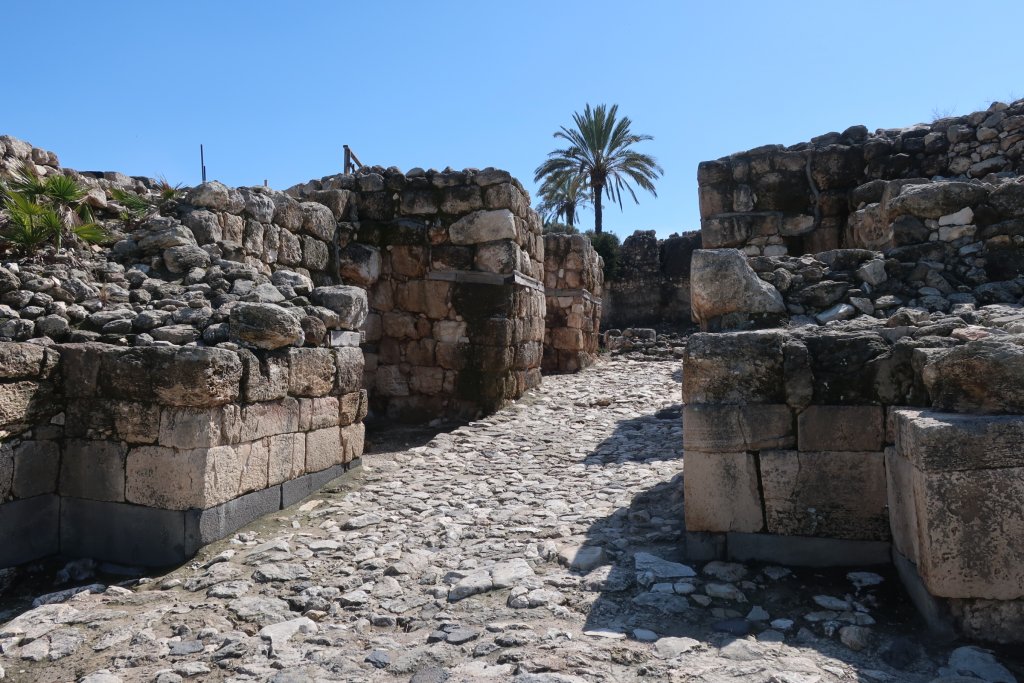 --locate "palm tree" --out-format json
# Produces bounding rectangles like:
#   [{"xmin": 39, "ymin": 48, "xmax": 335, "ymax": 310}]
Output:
[
  {"xmin": 535, "ymin": 103, "xmax": 662, "ymax": 234},
  {"xmin": 536, "ymin": 171, "xmax": 588, "ymax": 229}
]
